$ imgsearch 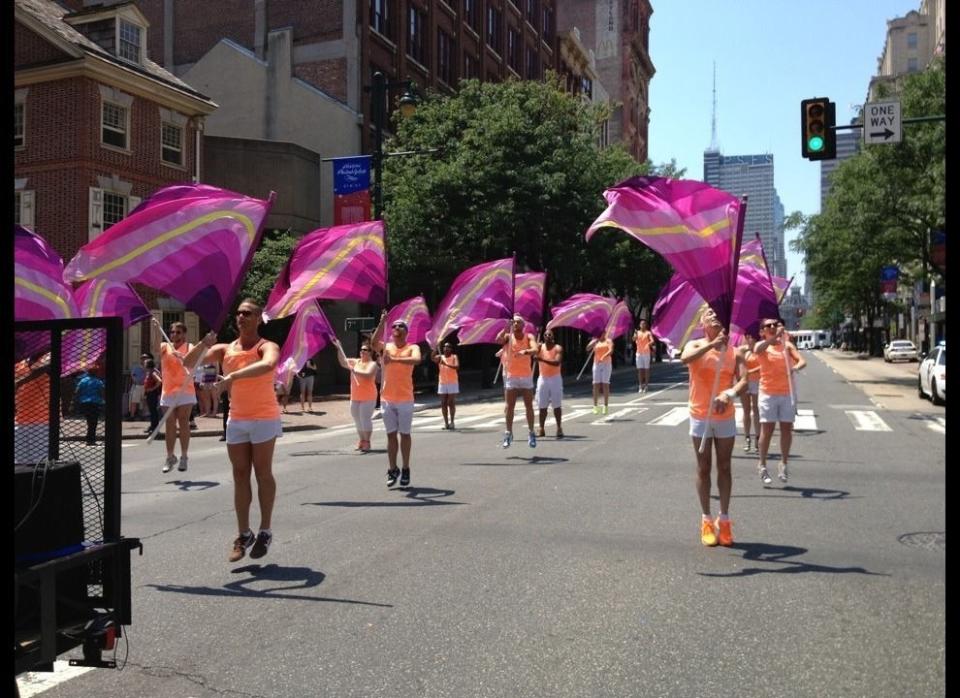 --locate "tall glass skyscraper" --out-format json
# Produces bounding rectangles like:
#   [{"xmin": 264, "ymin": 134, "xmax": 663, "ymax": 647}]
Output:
[{"xmin": 703, "ymin": 150, "xmax": 787, "ymax": 278}]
